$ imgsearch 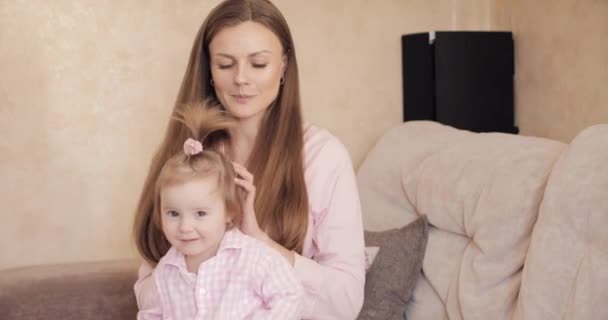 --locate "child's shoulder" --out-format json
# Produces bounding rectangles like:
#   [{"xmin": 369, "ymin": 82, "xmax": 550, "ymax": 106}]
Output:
[
  {"xmin": 158, "ymin": 246, "xmax": 185, "ymax": 263},
  {"xmin": 154, "ymin": 247, "xmax": 187, "ymax": 274},
  {"xmin": 226, "ymin": 228, "xmax": 271, "ymax": 254},
  {"xmin": 226, "ymin": 229, "xmax": 287, "ymax": 268}
]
